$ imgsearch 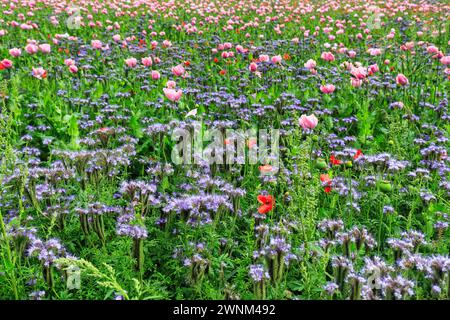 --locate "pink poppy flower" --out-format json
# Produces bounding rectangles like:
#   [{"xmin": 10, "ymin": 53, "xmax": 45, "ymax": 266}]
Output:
[
  {"xmin": 9, "ymin": 48, "xmax": 21, "ymax": 57},
  {"xmin": 141, "ymin": 57, "xmax": 153, "ymax": 67},
  {"xmin": 236, "ymin": 45, "xmax": 245, "ymax": 53},
  {"xmin": 69, "ymin": 65, "xmax": 78, "ymax": 73},
  {"xmin": 166, "ymin": 80, "xmax": 176, "ymax": 89},
  {"xmin": 38, "ymin": 44, "xmax": 51, "ymax": 54},
  {"xmin": 347, "ymin": 50, "xmax": 357, "ymax": 58},
  {"xmin": 172, "ymin": 65, "xmax": 185, "ymax": 77},
  {"xmin": 64, "ymin": 59, "xmax": 75, "ymax": 66},
  {"xmin": 337, "ymin": 47, "xmax": 347, "ymax": 55},
  {"xmin": 432, "ymin": 51, "xmax": 444, "ymax": 60},
  {"xmin": 304, "ymin": 59, "xmax": 316, "ymax": 69},
  {"xmin": 396, "ymin": 73, "xmax": 409, "ymax": 86},
  {"xmin": 0, "ymin": 59, "xmax": 13, "ymax": 69},
  {"xmin": 350, "ymin": 66, "xmax": 367, "ymax": 79},
  {"xmin": 259, "ymin": 55, "xmax": 270, "ymax": 62},
  {"xmin": 163, "ymin": 88, "xmax": 182, "ymax": 102},
  {"xmin": 351, "ymin": 78, "xmax": 362, "ymax": 88},
  {"xmin": 320, "ymin": 84, "xmax": 336, "ymax": 94},
  {"xmin": 271, "ymin": 55, "xmax": 282, "ymax": 64},
  {"xmin": 125, "ymin": 57, "xmax": 137, "ymax": 68},
  {"xmin": 32, "ymin": 67, "xmax": 47, "ymax": 79},
  {"xmin": 151, "ymin": 70, "xmax": 160, "ymax": 80},
  {"xmin": 426, "ymin": 46, "xmax": 439, "ymax": 54},
  {"xmin": 299, "ymin": 114, "xmax": 319, "ymax": 130},
  {"xmin": 162, "ymin": 40, "xmax": 172, "ymax": 48},
  {"xmin": 440, "ymin": 56, "xmax": 450, "ymax": 65},
  {"xmin": 401, "ymin": 42, "xmax": 414, "ymax": 51},
  {"xmin": 321, "ymin": 51, "xmax": 335, "ymax": 62},
  {"xmin": 368, "ymin": 48, "xmax": 382, "ymax": 56},
  {"xmin": 25, "ymin": 43, "xmax": 38, "ymax": 54},
  {"xmin": 249, "ymin": 62, "xmax": 258, "ymax": 72},
  {"xmin": 91, "ymin": 40, "xmax": 102, "ymax": 49},
  {"xmin": 368, "ymin": 64, "xmax": 379, "ymax": 76}
]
